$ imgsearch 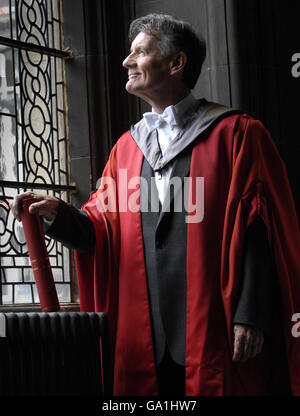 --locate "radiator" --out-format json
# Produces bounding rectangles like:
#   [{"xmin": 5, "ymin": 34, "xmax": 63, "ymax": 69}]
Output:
[{"xmin": 0, "ymin": 312, "xmax": 110, "ymax": 396}]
